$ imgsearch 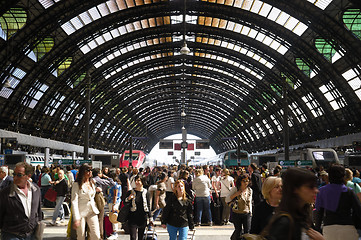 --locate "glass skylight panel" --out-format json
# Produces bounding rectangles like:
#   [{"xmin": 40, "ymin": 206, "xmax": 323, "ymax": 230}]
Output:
[
  {"xmin": 262, "ymin": 119, "xmax": 274, "ymax": 134},
  {"xmin": 306, "ymin": 0, "xmax": 333, "ymax": 10},
  {"xmin": 302, "ymin": 93, "xmax": 324, "ymax": 117},
  {"xmin": 289, "ymin": 101, "xmax": 307, "ymax": 122},
  {"xmin": 270, "ymin": 114, "xmax": 282, "ymax": 131},
  {"xmin": 342, "ymin": 68, "xmax": 361, "ymax": 100}
]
